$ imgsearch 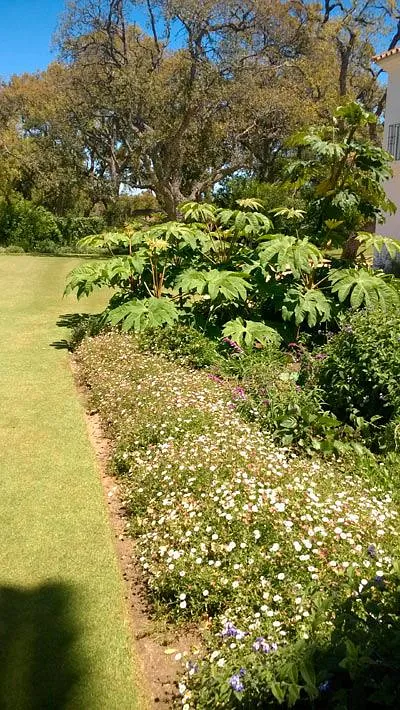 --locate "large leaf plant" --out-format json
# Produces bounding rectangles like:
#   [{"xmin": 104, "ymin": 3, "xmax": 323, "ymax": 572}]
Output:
[{"xmin": 65, "ymin": 103, "xmax": 400, "ymax": 346}]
